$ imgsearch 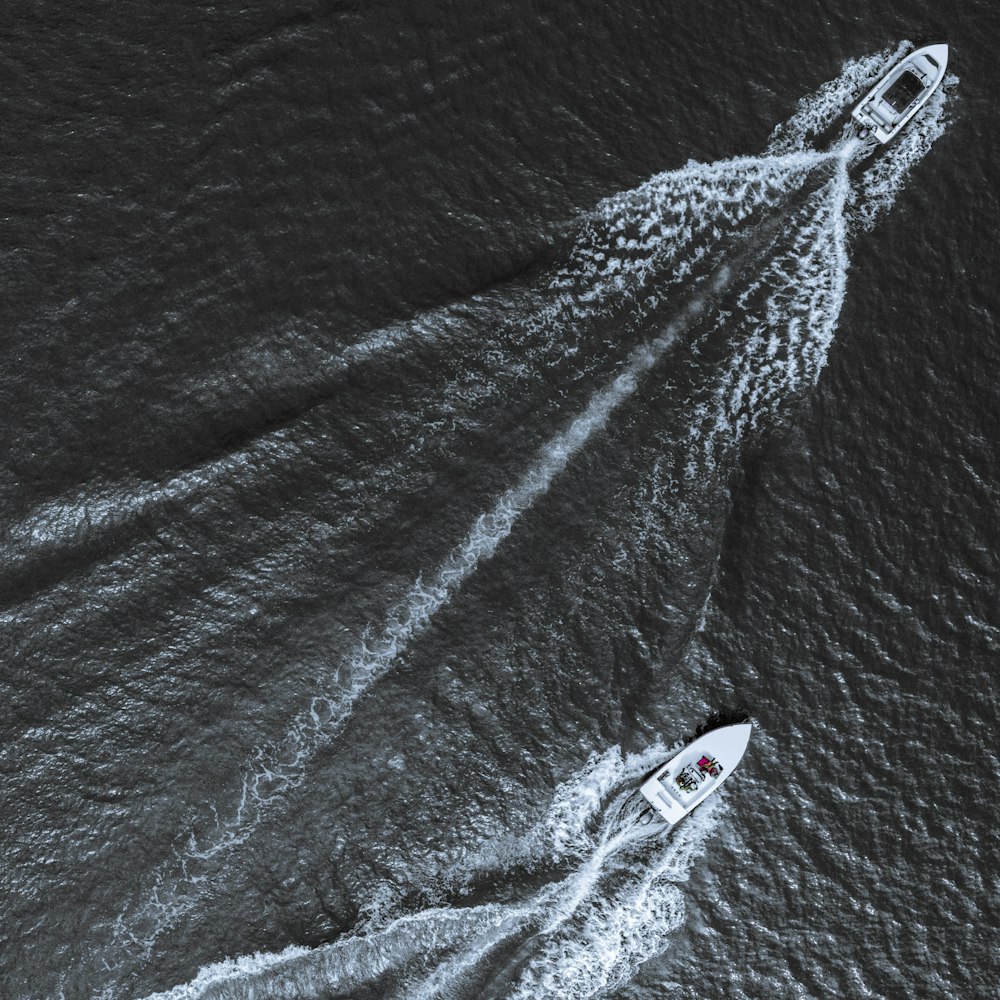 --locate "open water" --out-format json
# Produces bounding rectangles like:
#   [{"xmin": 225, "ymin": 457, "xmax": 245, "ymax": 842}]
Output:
[{"xmin": 2, "ymin": 2, "xmax": 998, "ymax": 999}]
